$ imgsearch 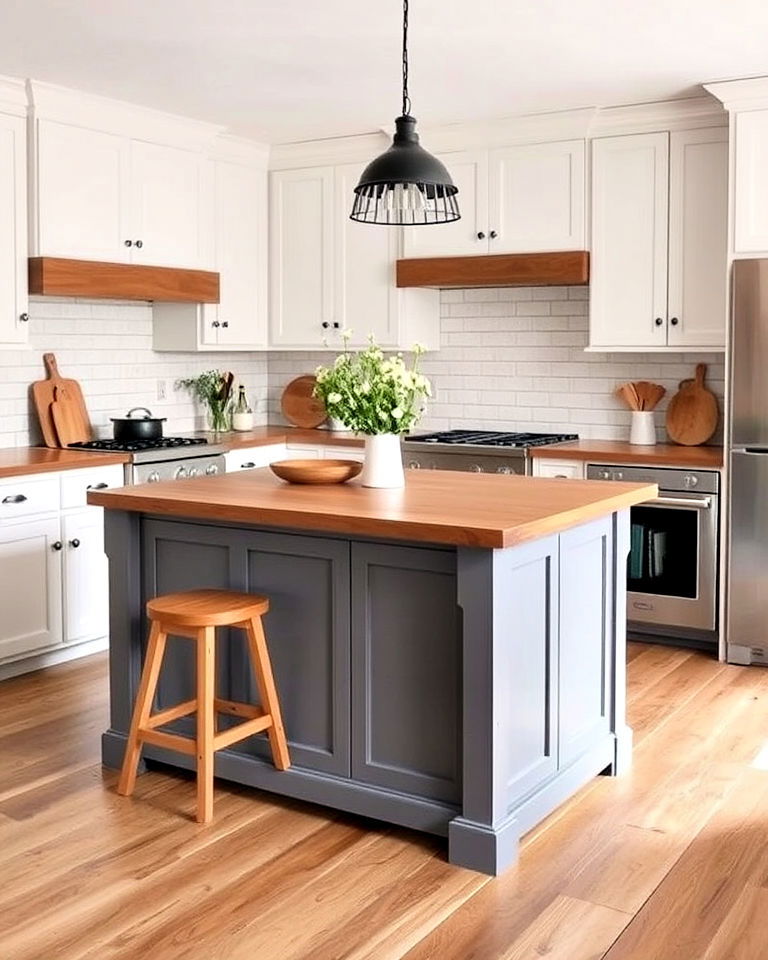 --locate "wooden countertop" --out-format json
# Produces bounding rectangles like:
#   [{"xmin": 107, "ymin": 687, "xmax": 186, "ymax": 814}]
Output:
[
  {"xmin": 530, "ymin": 440, "xmax": 723, "ymax": 469},
  {"xmin": 0, "ymin": 447, "xmax": 129, "ymax": 479},
  {"xmin": 88, "ymin": 469, "xmax": 656, "ymax": 549},
  {"xmin": 188, "ymin": 426, "xmax": 364, "ymax": 450}
]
